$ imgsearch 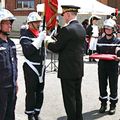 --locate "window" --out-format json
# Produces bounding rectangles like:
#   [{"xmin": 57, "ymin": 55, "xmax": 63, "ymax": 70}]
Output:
[{"xmin": 16, "ymin": 0, "xmax": 34, "ymax": 9}]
